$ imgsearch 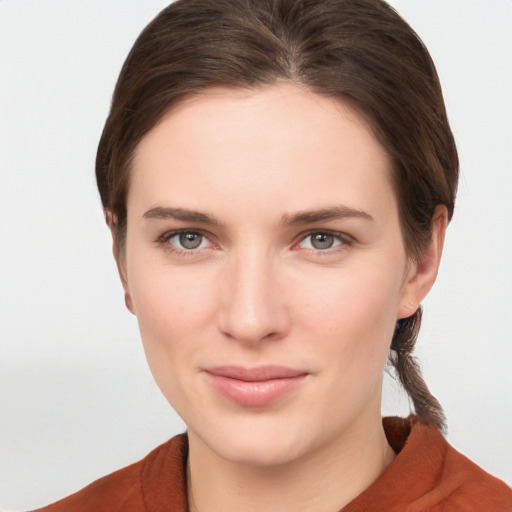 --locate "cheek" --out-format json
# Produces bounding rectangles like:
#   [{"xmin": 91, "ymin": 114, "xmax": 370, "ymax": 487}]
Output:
[
  {"xmin": 293, "ymin": 262, "xmax": 404, "ymax": 369},
  {"xmin": 127, "ymin": 267, "xmax": 221, "ymax": 417},
  {"xmin": 126, "ymin": 256, "xmax": 219, "ymax": 372},
  {"xmin": 299, "ymin": 264, "xmax": 402, "ymax": 330},
  {"xmin": 135, "ymin": 279, "xmax": 210, "ymax": 337}
]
